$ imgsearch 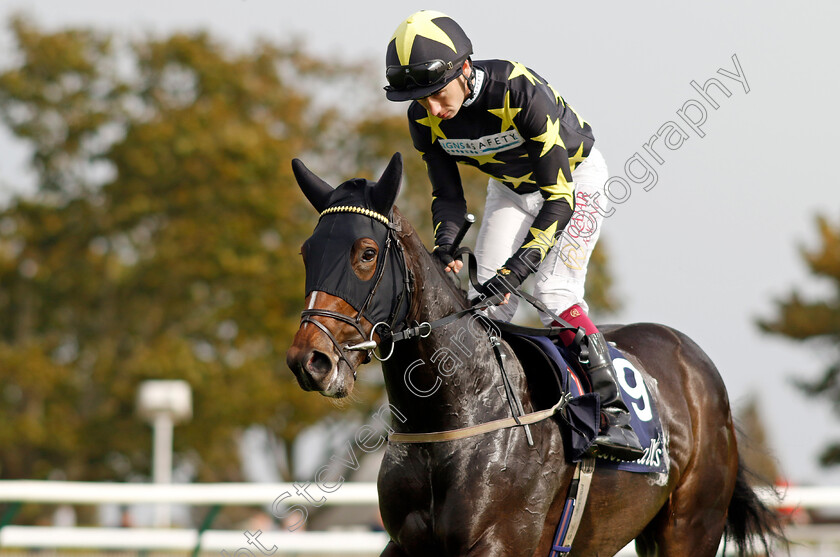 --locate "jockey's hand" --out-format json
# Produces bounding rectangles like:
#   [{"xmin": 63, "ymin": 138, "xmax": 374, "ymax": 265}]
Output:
[
  {"xmin": 433, "ymin": 244, "xmax": 462, "ymax": 274},
  {"xmin": 479, "ymin": 269, "xmax": 522, "ymax": 305}
]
